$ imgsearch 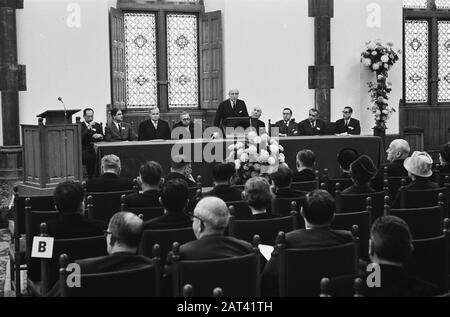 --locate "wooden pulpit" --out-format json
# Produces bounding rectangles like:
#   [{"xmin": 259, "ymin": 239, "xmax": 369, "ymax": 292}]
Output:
[{"xmin": 21, "ymin": 109, "xmax": 83, "ymax": 188}]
